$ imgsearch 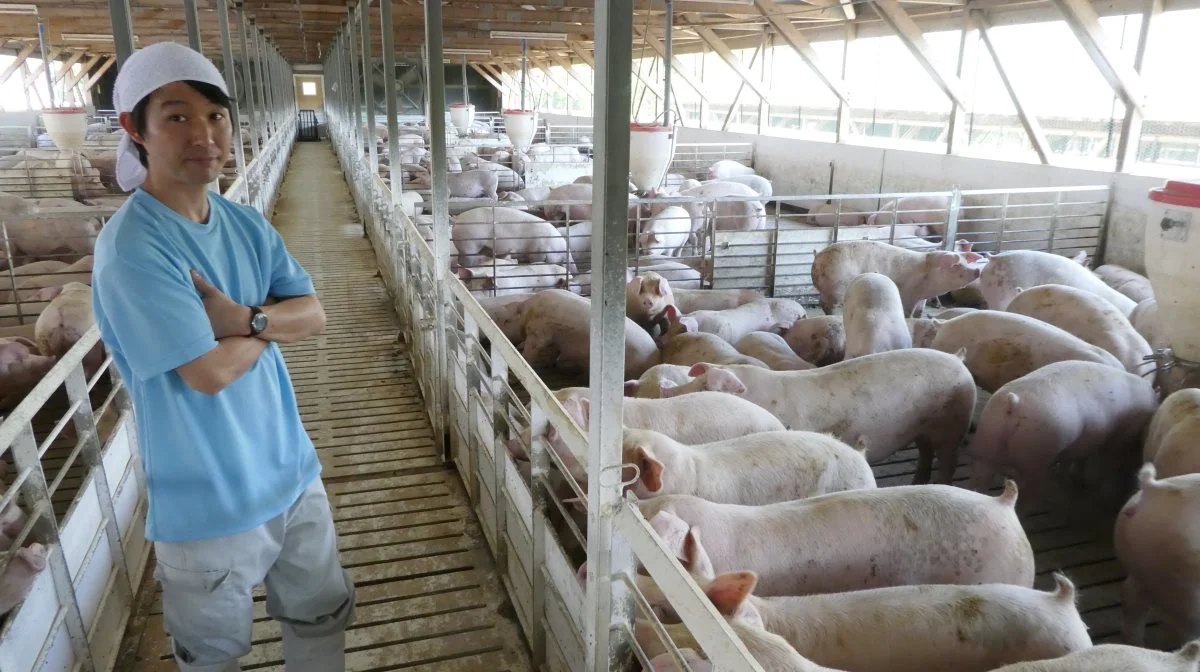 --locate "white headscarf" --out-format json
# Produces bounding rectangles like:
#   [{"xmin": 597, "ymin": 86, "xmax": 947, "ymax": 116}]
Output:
[{"xmin": 113, "ymin": 41, "xmax": 230, "ymax": 192}]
